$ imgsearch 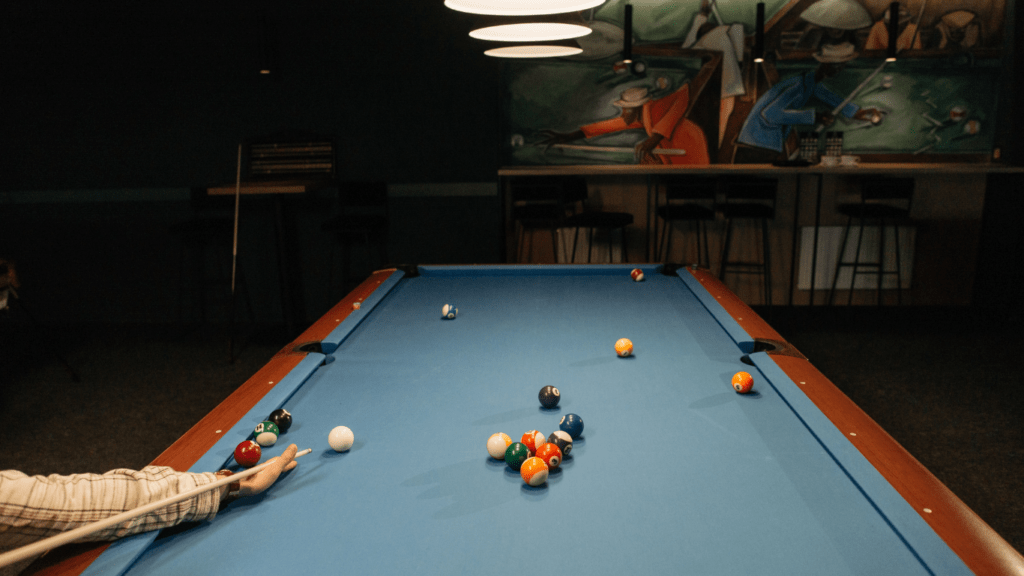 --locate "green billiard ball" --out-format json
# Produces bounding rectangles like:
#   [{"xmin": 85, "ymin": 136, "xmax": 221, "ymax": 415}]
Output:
[
  {"xmin": 504, "ymin": 442, "xmax": 530, "ymax": 471},
  {"xmin": 254, "ymin": 421, "xmax": 280, "ymax": 447}
]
